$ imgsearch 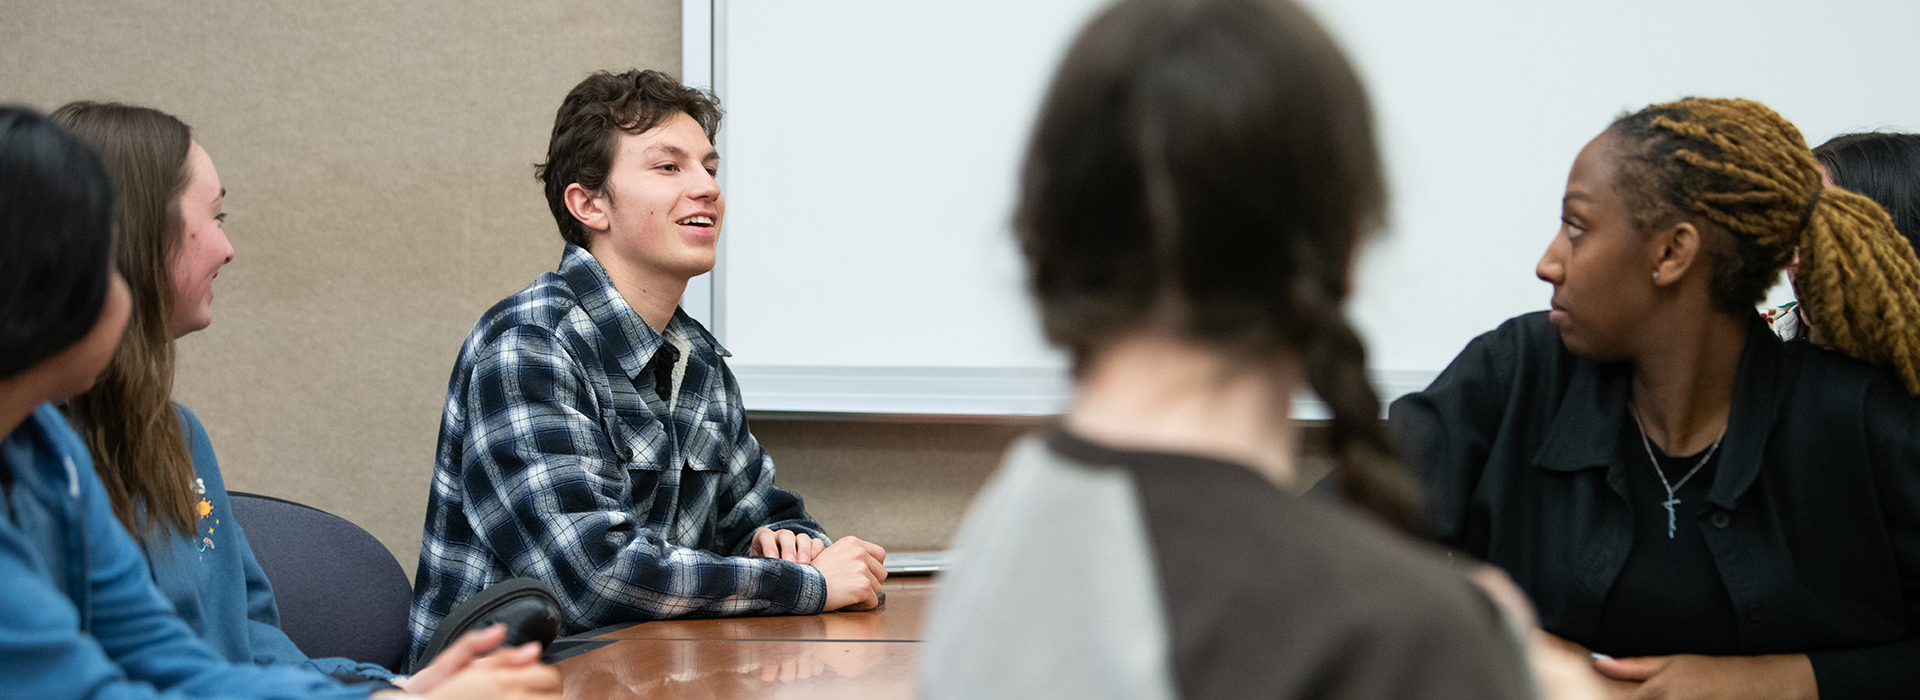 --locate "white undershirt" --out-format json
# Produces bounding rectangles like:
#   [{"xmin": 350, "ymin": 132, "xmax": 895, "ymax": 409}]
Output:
[{"xmin": 665, "ymin": 326, "xmax": 692, "ymax": 414}]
